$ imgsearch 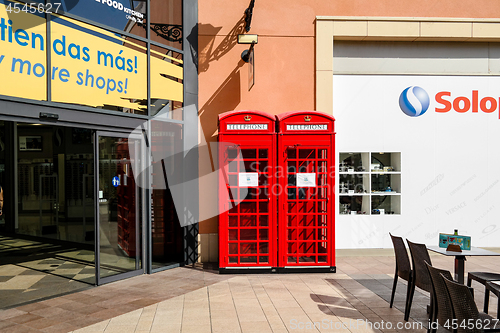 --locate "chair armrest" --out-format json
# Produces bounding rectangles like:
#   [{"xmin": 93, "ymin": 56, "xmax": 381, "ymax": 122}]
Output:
[{"xmin": 468, "ymin": 286, "xmax": 474, "ymax": 298}]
